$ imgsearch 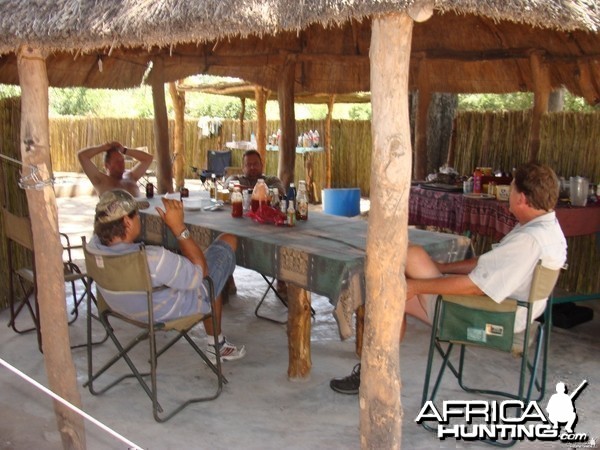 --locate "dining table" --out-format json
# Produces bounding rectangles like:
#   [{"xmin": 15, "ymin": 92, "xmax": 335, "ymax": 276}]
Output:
[{"xmin": 138, "ymin": 196, "xmax": 472, "ymax": 379}]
